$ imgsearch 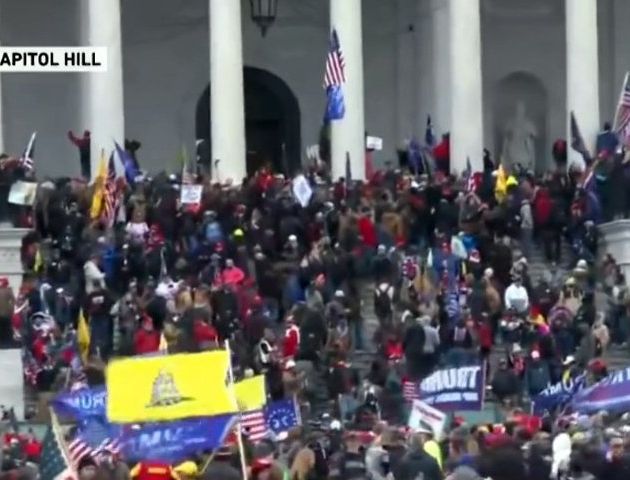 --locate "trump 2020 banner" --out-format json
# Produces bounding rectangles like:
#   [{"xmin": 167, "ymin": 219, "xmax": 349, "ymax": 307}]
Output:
[
  {"xmin": 418, "ymin": 364, "xmax": 485, "ymax": 411},
  {"xmin": 52, "ymin": 386, "xmax": 107, "ymax": 419},
  {"xmin": 572, "ymin": 366, "xmax": 630, "ymax": 415}
]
